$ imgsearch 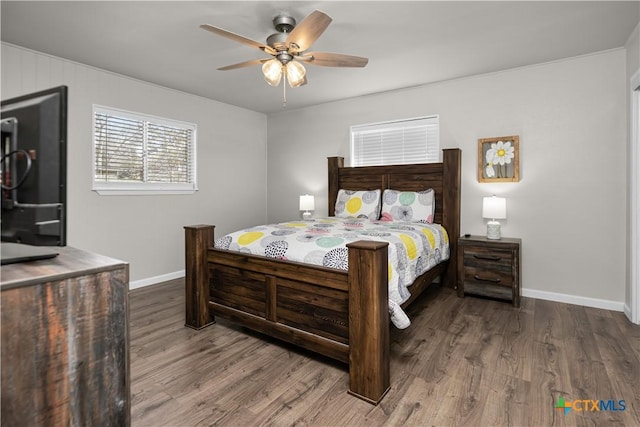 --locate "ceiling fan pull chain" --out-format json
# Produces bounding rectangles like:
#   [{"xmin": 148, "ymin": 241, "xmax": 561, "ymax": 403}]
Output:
[{"xmin": 282, "ymin": 73, "xmax": 287, "ymax": 107}]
